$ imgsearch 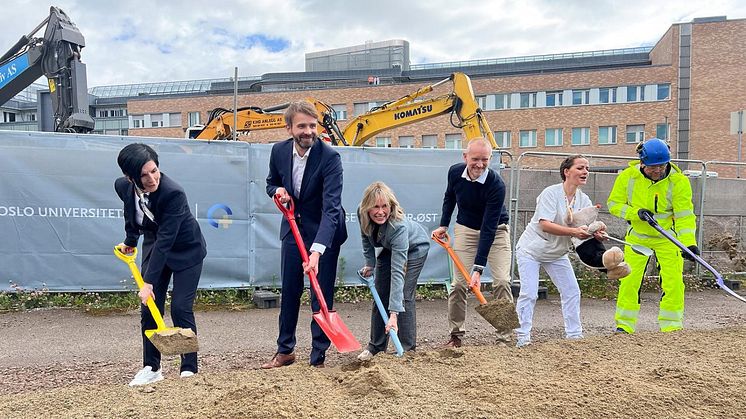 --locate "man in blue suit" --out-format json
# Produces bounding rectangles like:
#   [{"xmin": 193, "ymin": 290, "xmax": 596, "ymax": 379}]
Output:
[{"xmin": 263, "ymin": 101, "xmax": 348, "ymax": 369}]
